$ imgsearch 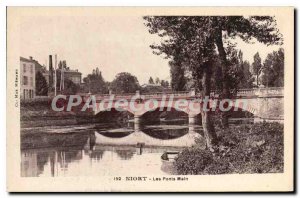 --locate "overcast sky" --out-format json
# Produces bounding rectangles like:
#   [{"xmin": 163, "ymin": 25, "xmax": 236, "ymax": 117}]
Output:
[{"xmin": 20, "ymin": 15, "xmax": 284, "ymax": 84}]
